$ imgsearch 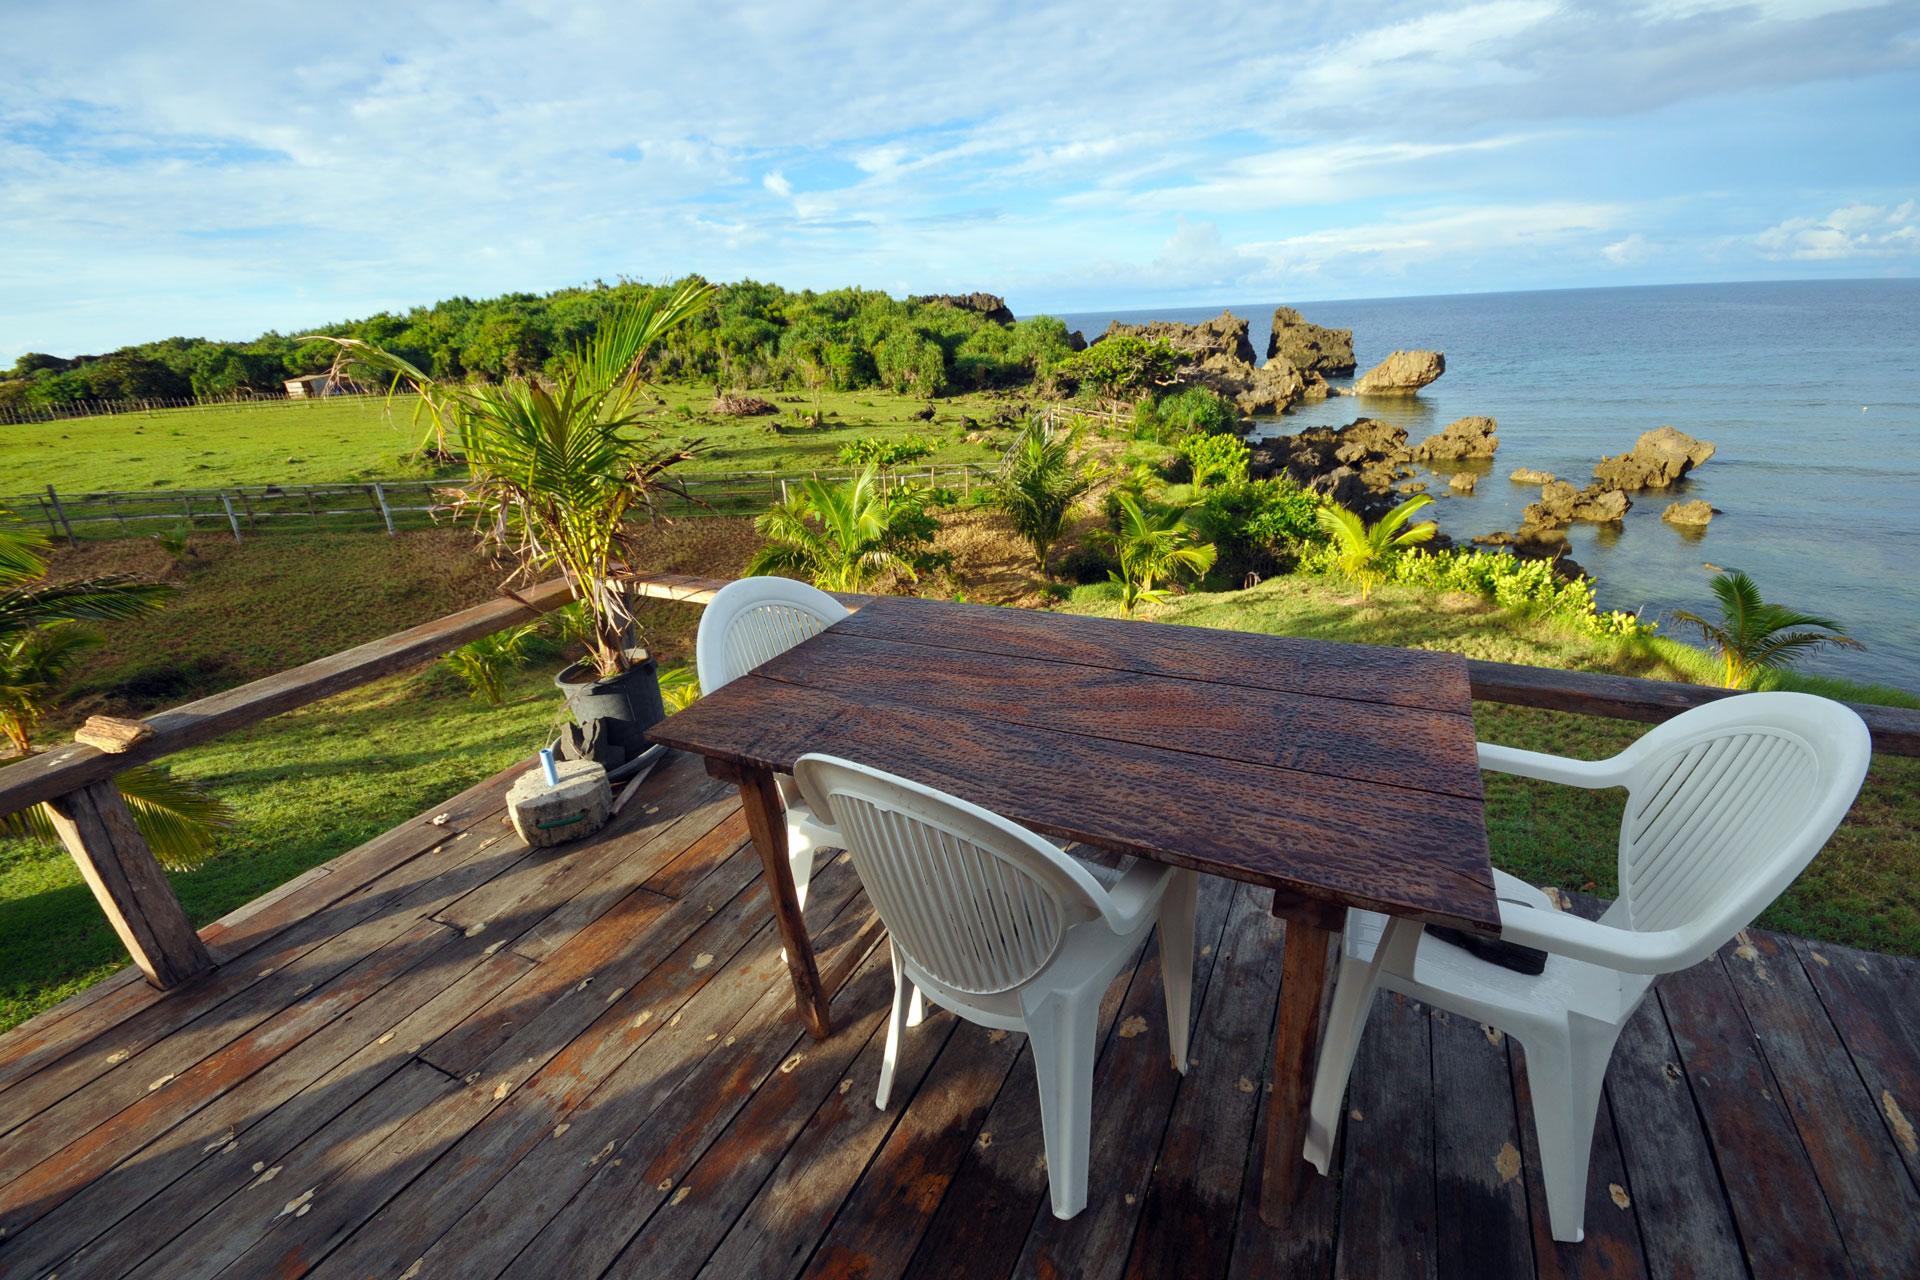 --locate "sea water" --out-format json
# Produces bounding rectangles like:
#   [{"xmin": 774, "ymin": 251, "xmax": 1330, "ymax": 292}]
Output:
[{"xmin": 1054, "ymin": 280, "xmax": 1920, "ymax": 692}]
